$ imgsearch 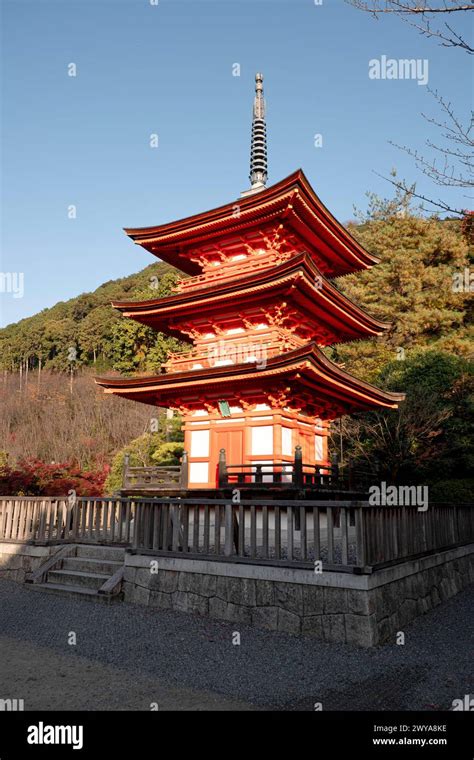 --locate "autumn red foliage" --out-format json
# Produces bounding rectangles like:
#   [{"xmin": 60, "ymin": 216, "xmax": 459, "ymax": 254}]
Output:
[{"xmin": 0, "ymin": 459, "xmax": 109, "ymax": 497}]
